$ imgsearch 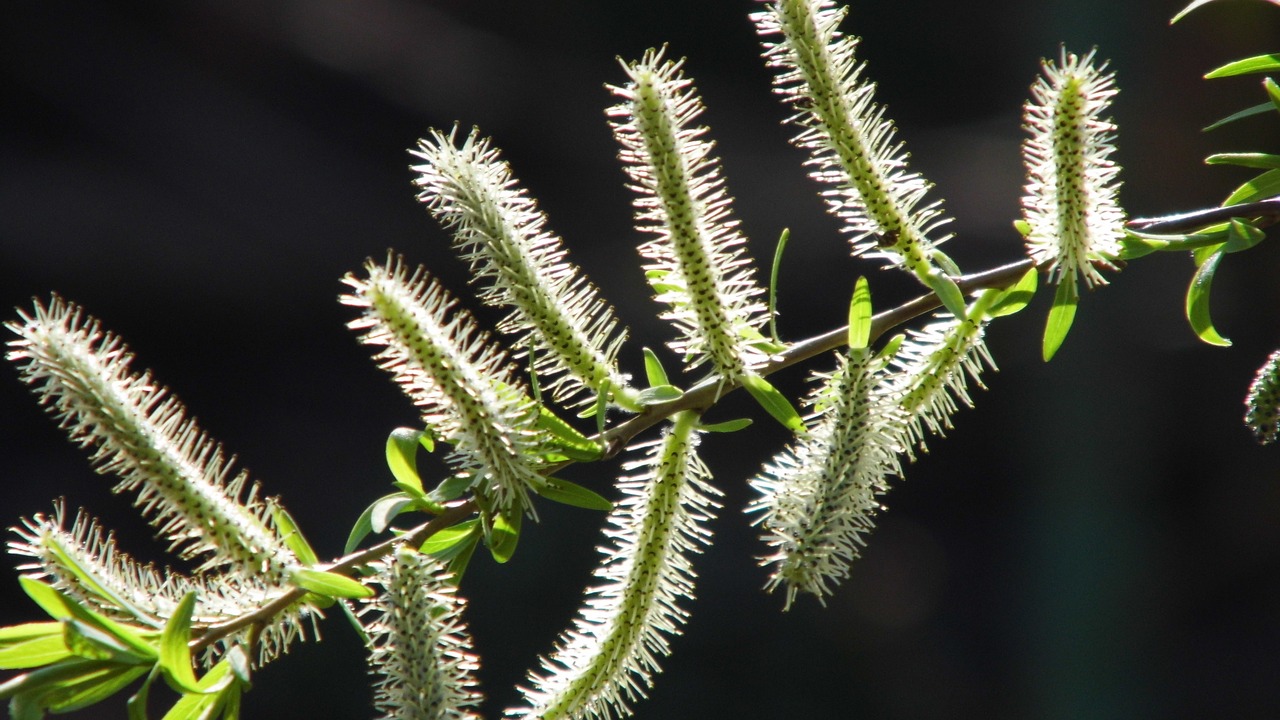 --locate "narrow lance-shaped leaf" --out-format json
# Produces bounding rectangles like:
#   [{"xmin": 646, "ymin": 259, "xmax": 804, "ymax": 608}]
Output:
[
  {"xmin": 4, "ymin": 297, "xmax": 299, "ymax": 580},
  {"xmin": 341, "ymin": 257, "xmax": 545, "ymax": 517},
  {"xmin": 609, "ymin": 48, "xmax": 773, "ymax": 383},
  {"xmin": 754, "ymin": 0, "xmax": 963, "ymax": 314},
  {"xmin": 413, "ymin": 128, "xmax": 637, "ymax": 410},
  {"xmin": 510, "ymin": 411, "xmax": 721, "ymax": 720}
]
